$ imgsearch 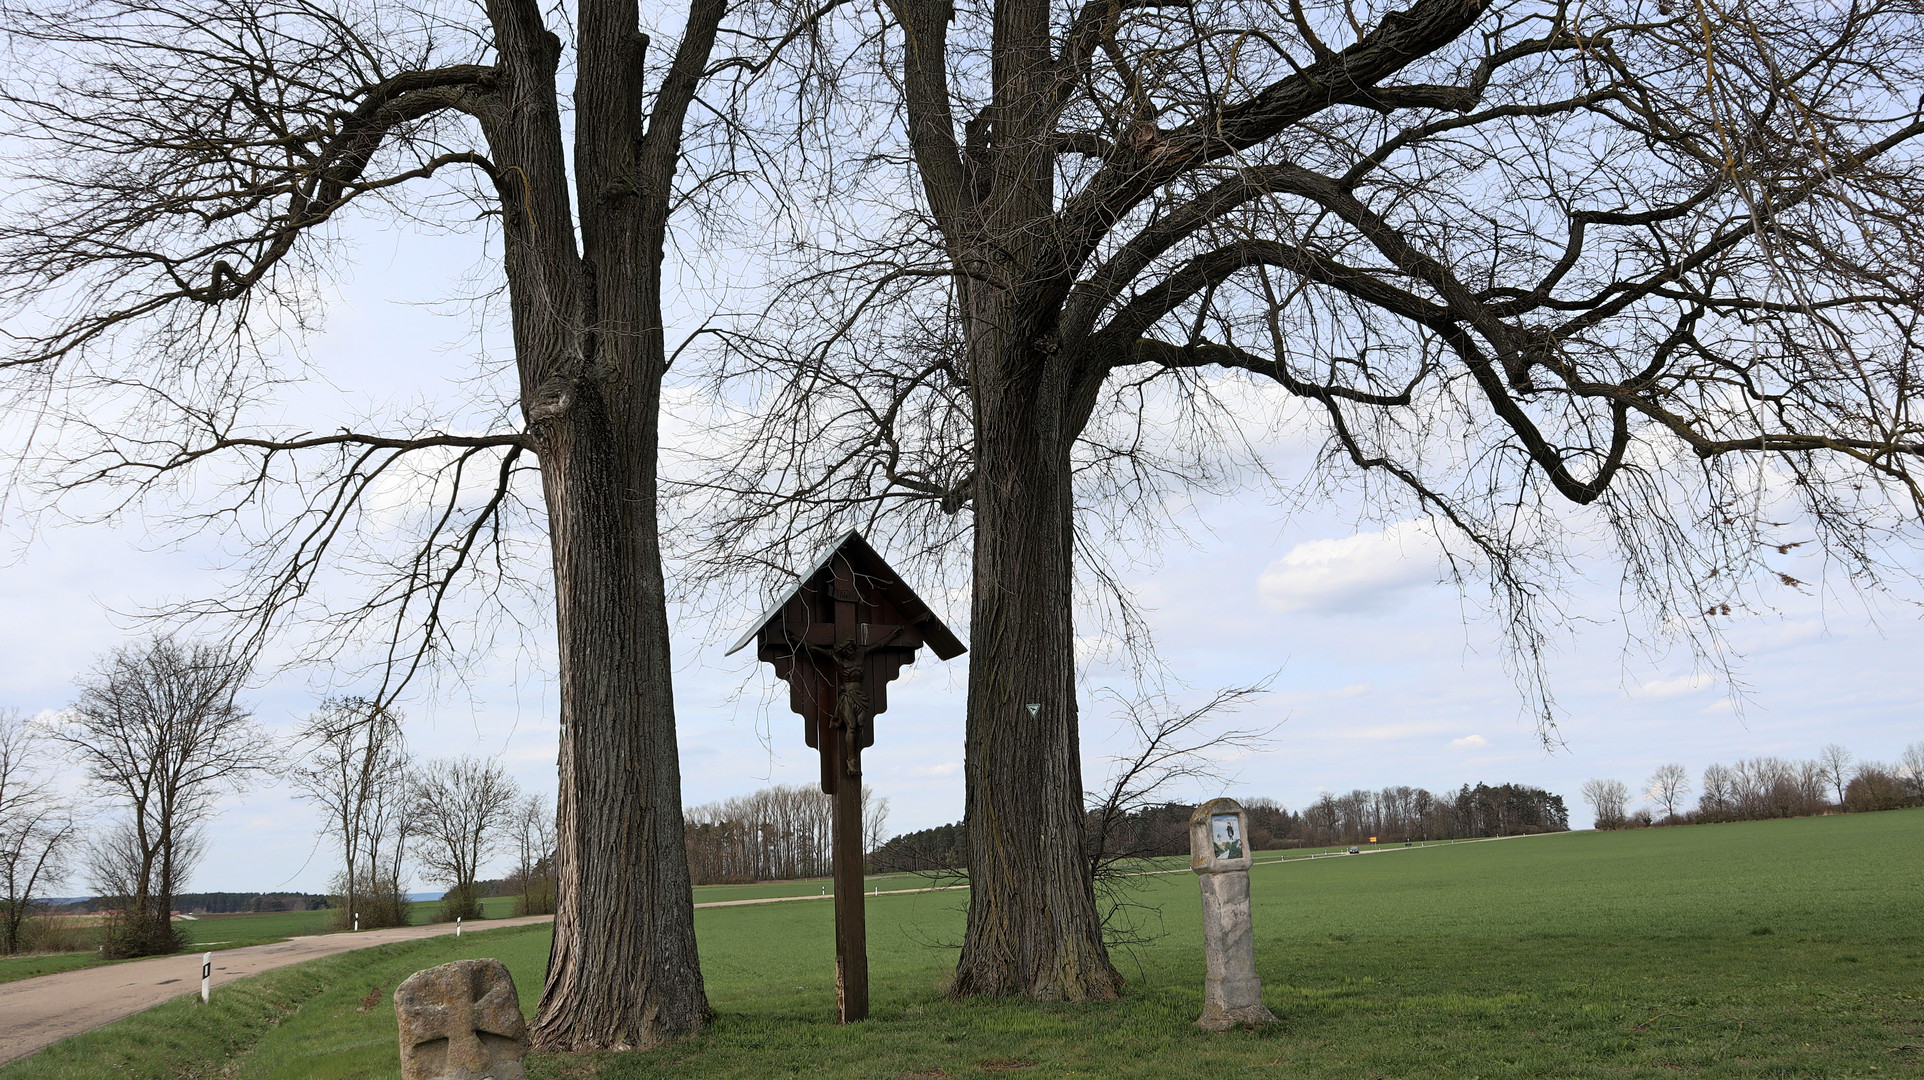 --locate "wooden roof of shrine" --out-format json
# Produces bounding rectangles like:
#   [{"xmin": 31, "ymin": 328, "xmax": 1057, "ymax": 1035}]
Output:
[{"xmin": 724, "ymin": 530, "xmax": 966, "ymax": 660}]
